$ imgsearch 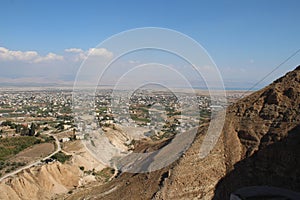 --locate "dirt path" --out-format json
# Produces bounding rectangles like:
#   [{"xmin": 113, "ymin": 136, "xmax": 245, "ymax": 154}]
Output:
[{"xmin": 0, "ymin": 130, "xmax": 61, "ymax": 182}]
